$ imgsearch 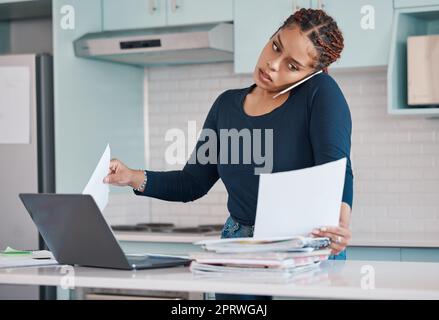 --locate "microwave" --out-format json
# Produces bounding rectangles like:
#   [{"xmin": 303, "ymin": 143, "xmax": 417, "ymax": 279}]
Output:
[{"xmin": 407, "ymin": 34, "xmax": 439, "ymax": 106}]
